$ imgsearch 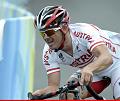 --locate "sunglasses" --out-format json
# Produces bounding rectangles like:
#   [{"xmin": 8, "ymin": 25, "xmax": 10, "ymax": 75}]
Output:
[{"xmin": 40, "ymin": 27, "xmax": 61, "ymax": 37}]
